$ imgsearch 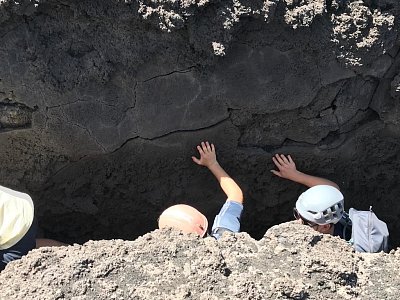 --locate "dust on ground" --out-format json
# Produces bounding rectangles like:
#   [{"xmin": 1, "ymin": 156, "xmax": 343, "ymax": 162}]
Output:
[{"xmin": 1, "ymin": 222, "xmax": 399, "ymax": 299}]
